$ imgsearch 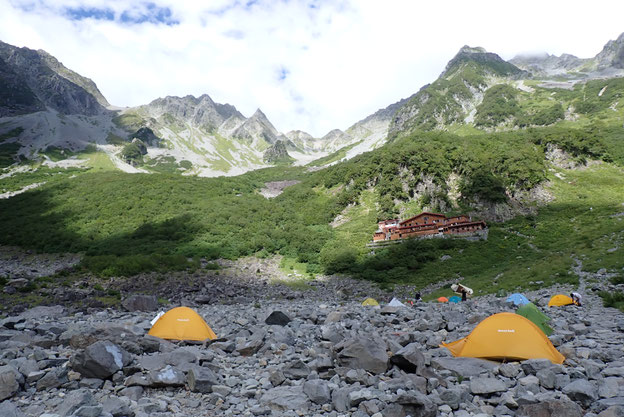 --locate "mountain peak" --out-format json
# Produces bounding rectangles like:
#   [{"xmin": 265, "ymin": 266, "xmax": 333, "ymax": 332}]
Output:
[
  {"xmin": 442, "ymin": 45, "xmax": 523, "ymax": 78},
  {"xmin": 458, "ymin": 45, "xmax": 487, "ymax": 54},
  {"xmin": 251, "ymin": 108, "xmax": 268, "ymax": 119}
]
